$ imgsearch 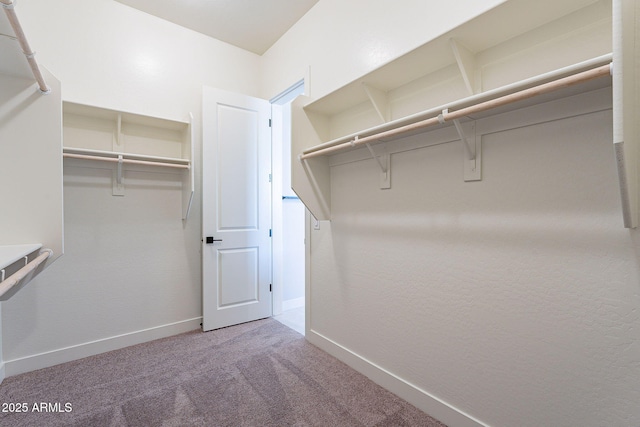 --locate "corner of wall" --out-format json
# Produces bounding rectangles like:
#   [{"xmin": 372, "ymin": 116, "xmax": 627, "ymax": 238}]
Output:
[
  {"xmin": 4, "ymin": 317, "xmax": 202, "ymax": 377},
  {"xmin": 305, "ymin": 330, "xmax": 487, "ymax": 427}
]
